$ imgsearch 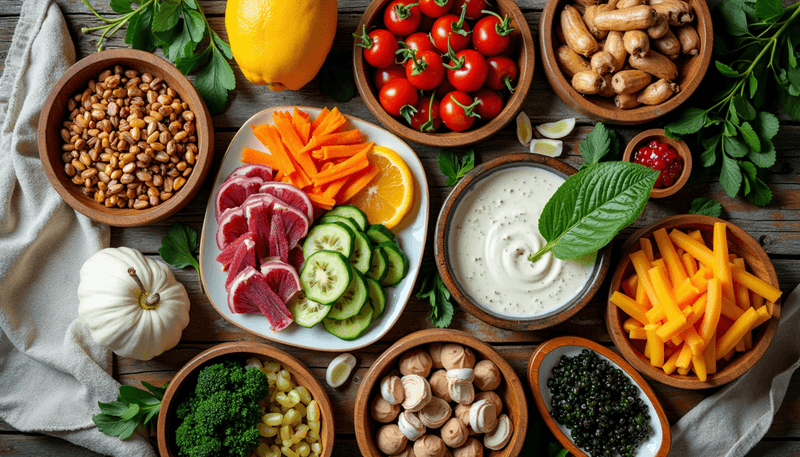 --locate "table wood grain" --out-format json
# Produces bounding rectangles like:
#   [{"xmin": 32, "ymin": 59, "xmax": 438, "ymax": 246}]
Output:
[{"xmin": 1, "ymin": 0, "xmax": 799, "ymax": 455}]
